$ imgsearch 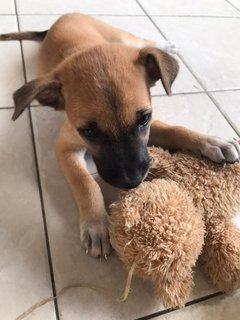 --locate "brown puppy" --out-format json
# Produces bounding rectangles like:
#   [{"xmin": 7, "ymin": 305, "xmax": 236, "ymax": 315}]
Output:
[{"xmin": 1, "ymin": 13, "xmax": 239, "ymax": 258}]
